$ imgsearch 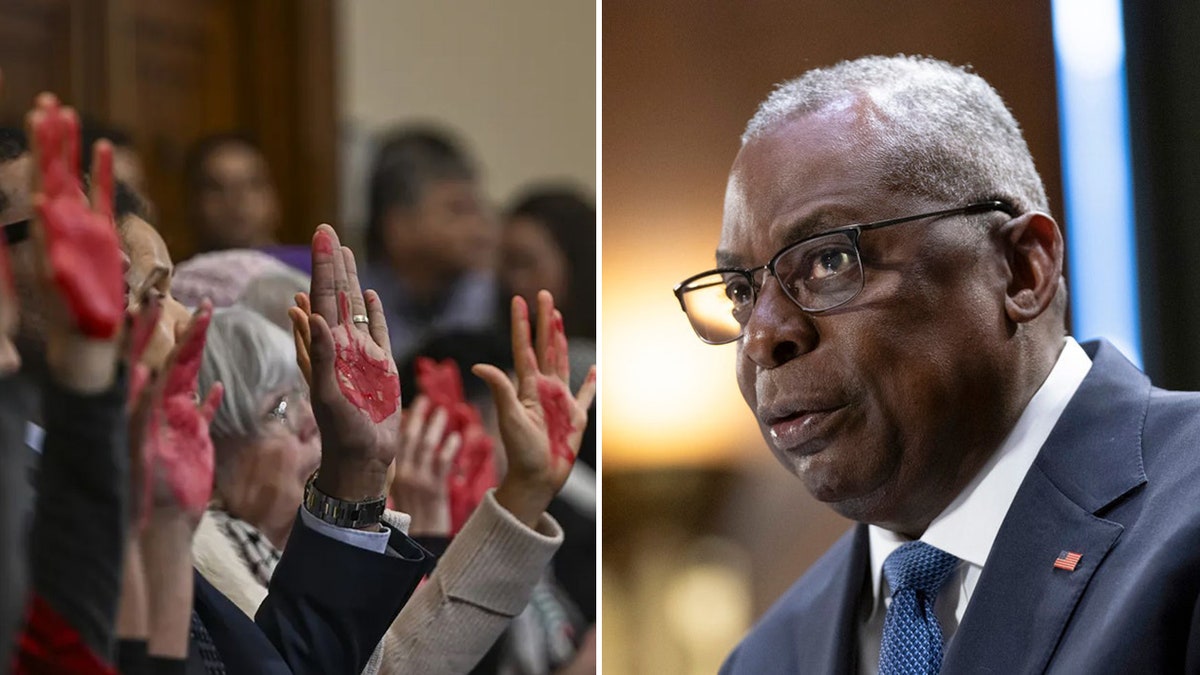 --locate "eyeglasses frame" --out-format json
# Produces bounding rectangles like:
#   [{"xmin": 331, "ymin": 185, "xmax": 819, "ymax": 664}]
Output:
[
  {"xmin": 672, "ymin": 200, "xmax": 1019, "ymax": 344},
  {"xmin": 262, "ymin": 387, "xmax": 311, "ymax": 434}
]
